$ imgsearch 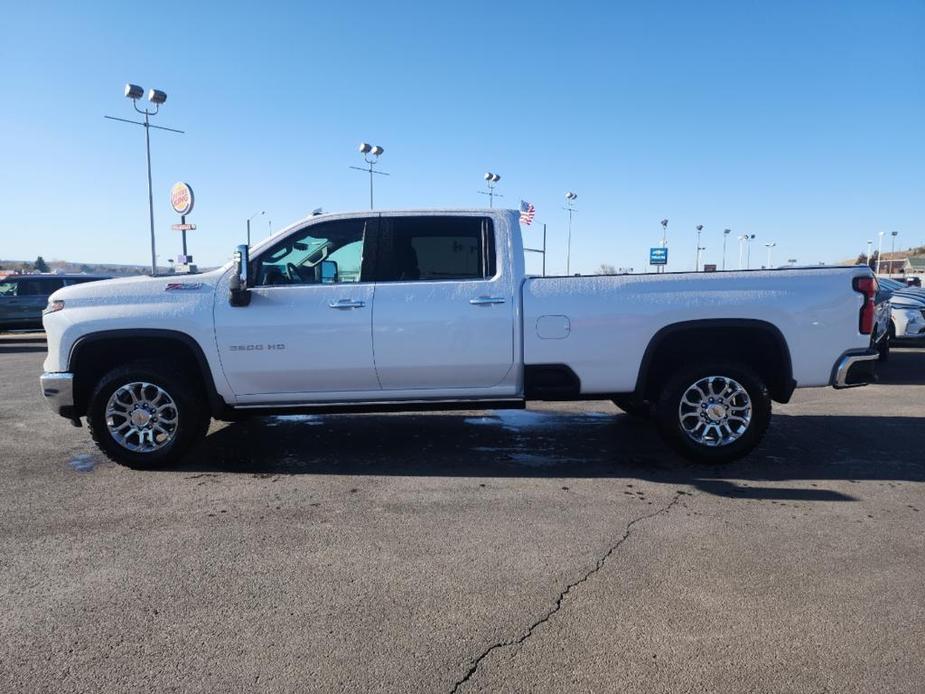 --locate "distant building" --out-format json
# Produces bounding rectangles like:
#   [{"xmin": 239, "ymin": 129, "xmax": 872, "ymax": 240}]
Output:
[{"xmin": 857, "ymin": 249, "xmax": 925, "ymax": 281}]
